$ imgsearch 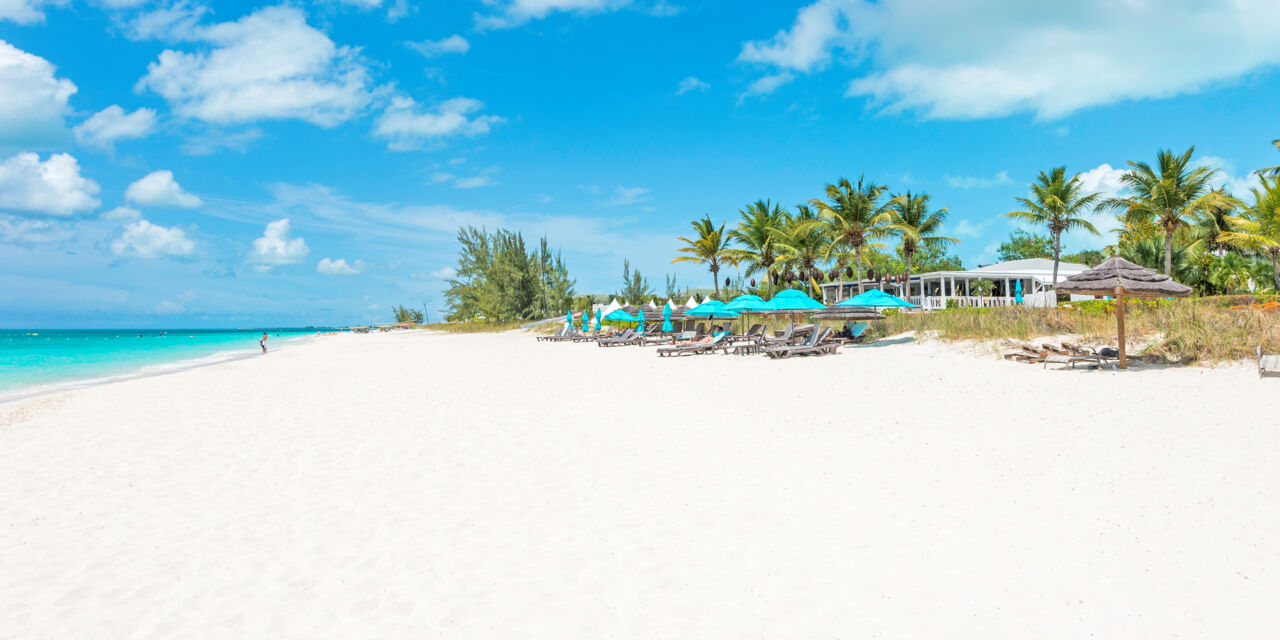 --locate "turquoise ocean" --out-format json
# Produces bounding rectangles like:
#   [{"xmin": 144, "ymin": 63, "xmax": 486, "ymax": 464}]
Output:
[{"xmin": 0, "ymin": 329, "xmax": 332, "ymax": 400}]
